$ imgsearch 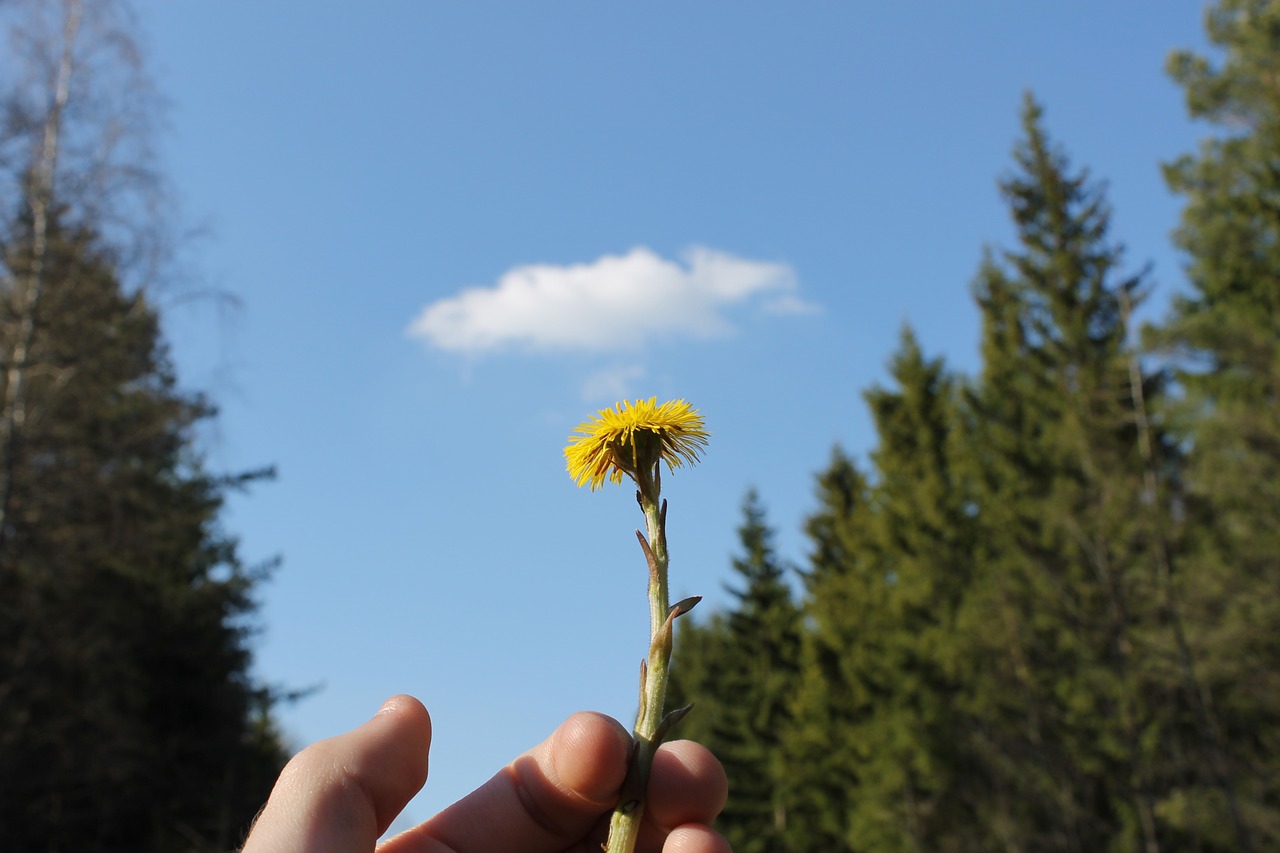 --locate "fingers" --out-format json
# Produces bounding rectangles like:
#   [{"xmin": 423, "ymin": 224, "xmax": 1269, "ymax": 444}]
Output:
[
  {"xmin": 242, "ymin": 695, "xmax": 431, "ymax": 853},
  {"xmin": 238, "ymin": 697, "xmax": 728, "ymax": 853},
  {"xmin": 644, "ymin": 740, "xmax": 729, "ymax": 833},
  {"xmin": 656, "ymin": 826, "xmax": 734, "ymax": 853},
  {"xmin": 385, "ymin": 711, "xmax": 629, "ymax": 852},
  {"xmin": 383, "ymin": 714, "xmax": 728, "ymax": 853},
  {"xmin": 635, "ymin": 741, "xmax": 729, "ymax": 853}
]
